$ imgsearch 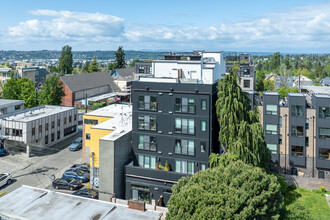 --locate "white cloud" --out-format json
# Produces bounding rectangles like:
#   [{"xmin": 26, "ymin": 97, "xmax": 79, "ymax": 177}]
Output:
[{"xmin": 3, "ymin": 4, "xmax": 330, "ymax": 52}]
